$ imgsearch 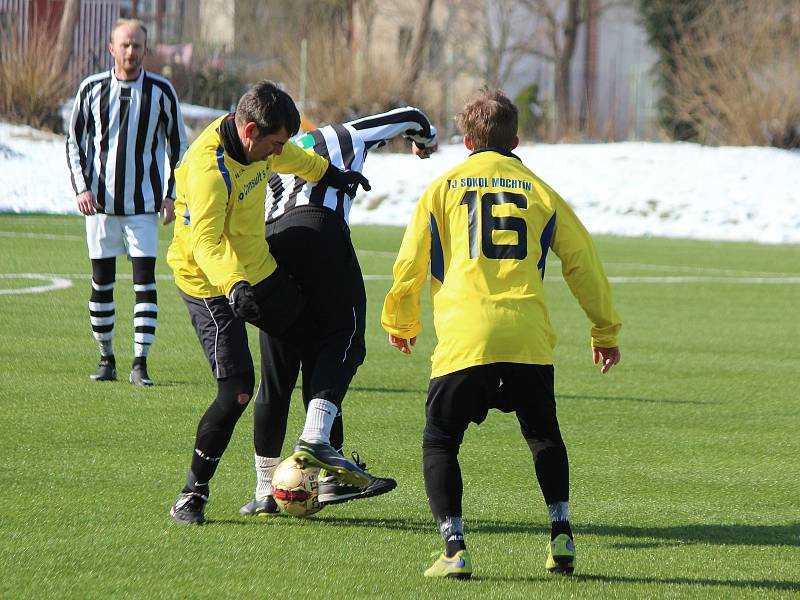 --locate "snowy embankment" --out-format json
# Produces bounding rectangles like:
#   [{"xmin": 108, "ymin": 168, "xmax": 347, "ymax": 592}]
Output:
[{"xmin": 1, "ymin": 120, "xmax": 798, "ymax": 244}]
